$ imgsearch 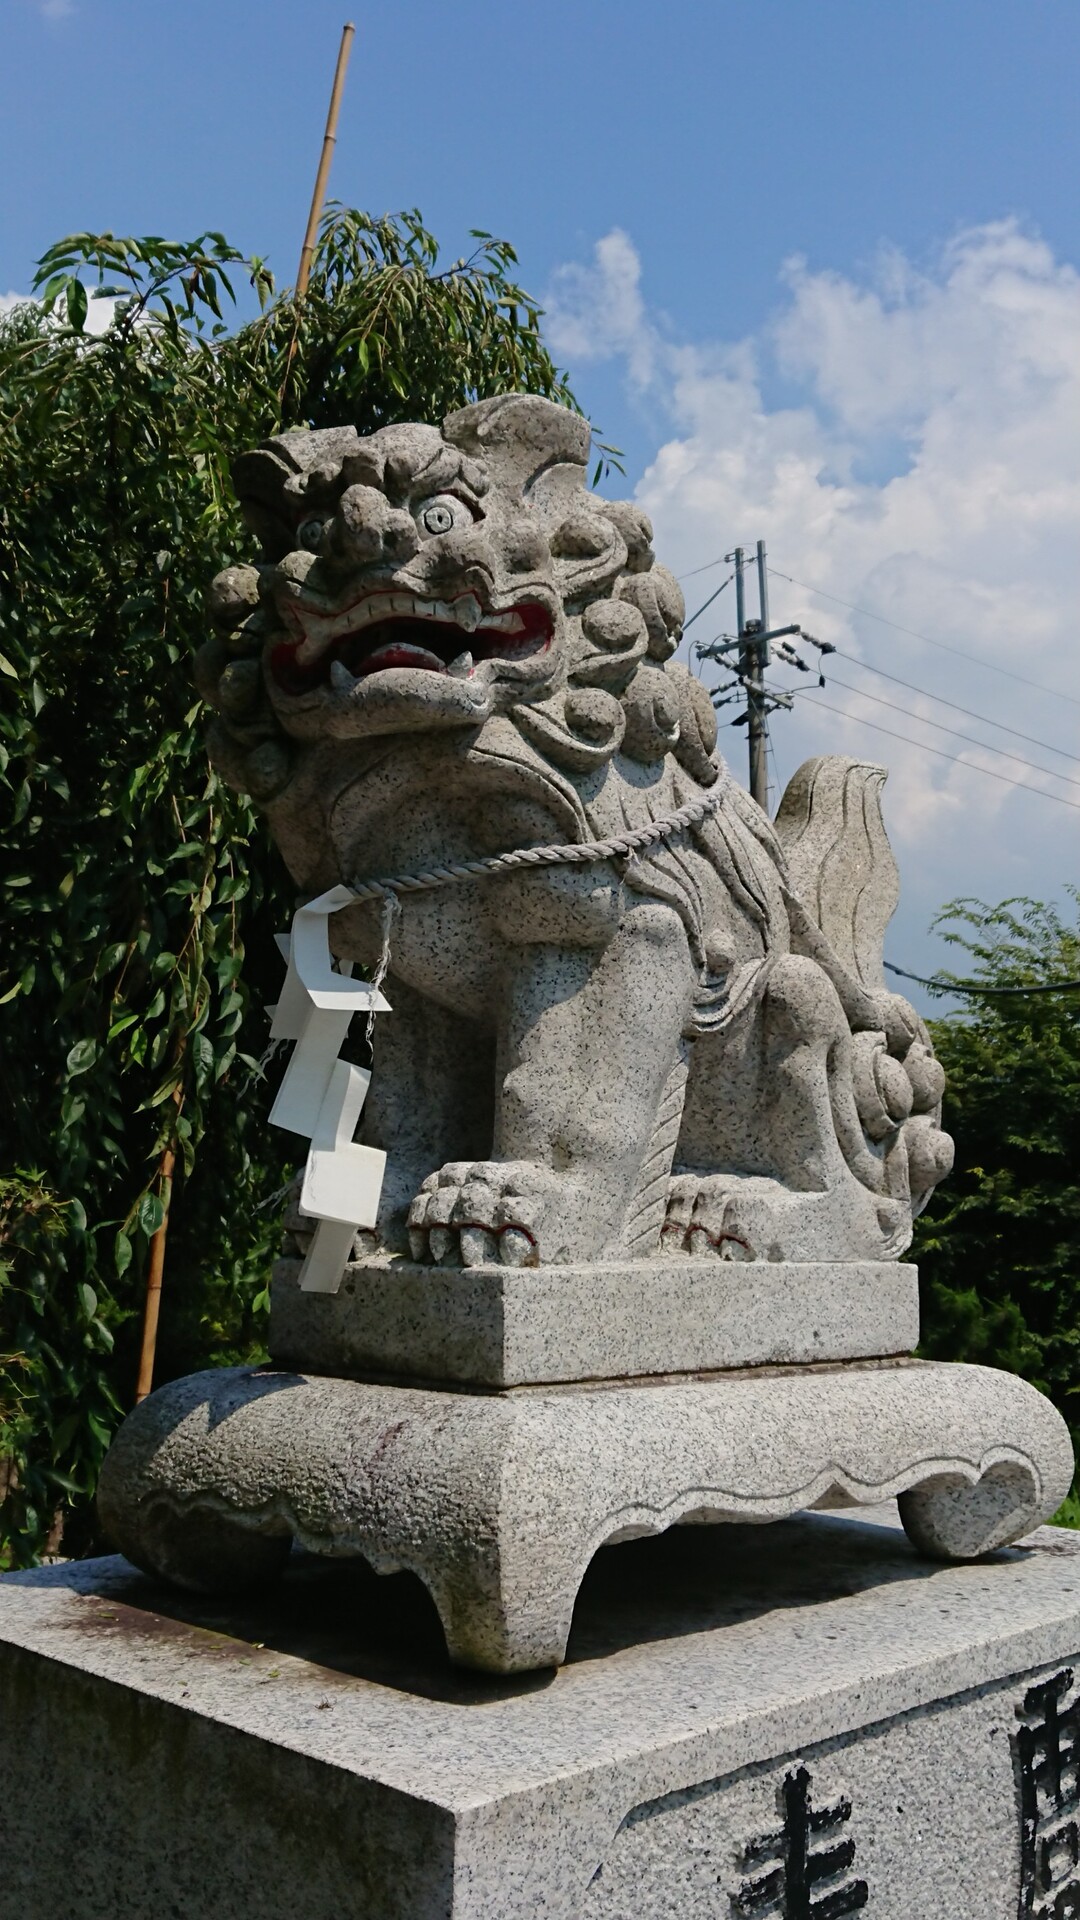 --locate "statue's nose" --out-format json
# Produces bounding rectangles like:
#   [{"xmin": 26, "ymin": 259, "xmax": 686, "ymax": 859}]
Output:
[
  {"xmin": 329, "ymin": 485, "xmax": 420, "ymax": 568},
  {"xmin": 420, "ymin": 523, "xmax": 498, "ymax": 585}
]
